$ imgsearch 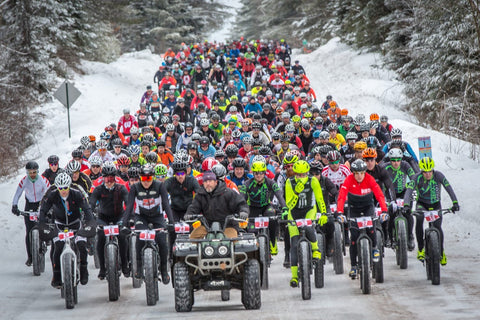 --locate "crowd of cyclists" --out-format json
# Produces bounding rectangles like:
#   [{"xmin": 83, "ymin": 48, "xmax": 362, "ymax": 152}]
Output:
[{"xmin": 11, "ymin": 38, "xmax": 461, "ymax": 299}]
